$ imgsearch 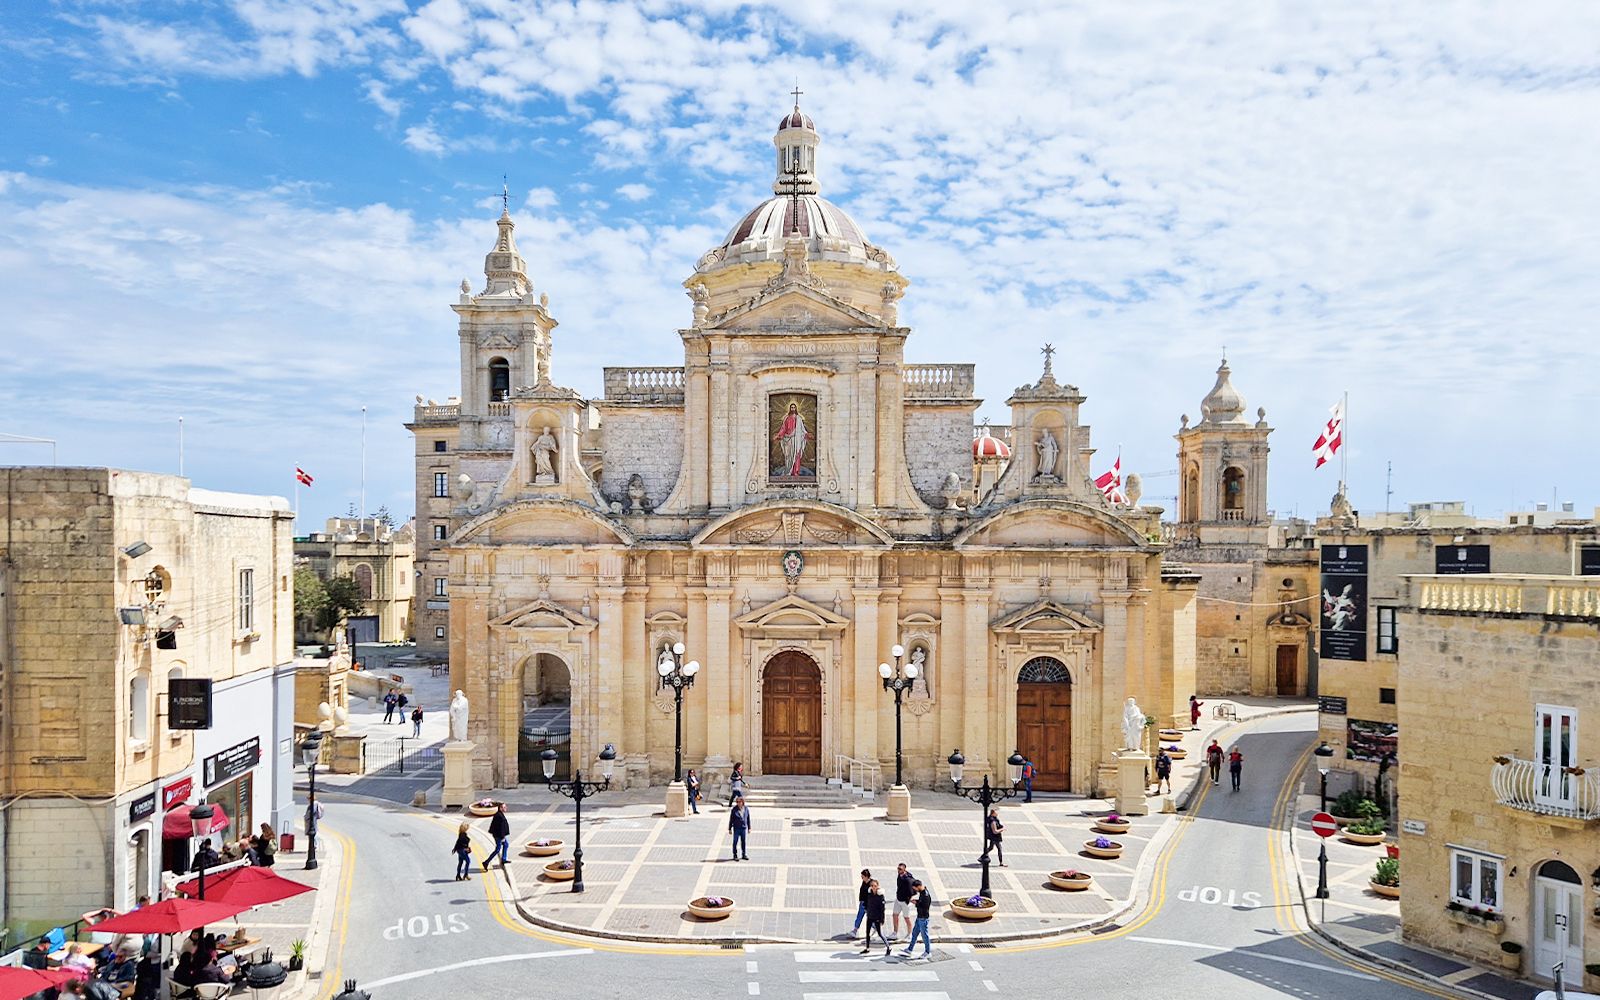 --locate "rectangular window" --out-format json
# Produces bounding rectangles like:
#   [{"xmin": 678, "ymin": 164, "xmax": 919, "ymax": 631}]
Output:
[
  {"xmin": 434, "ymin": 577, "xmax": 448, "ymax": 597},
  {"xmin": 435, "ymin": 626, "xmax": 446, "ymax": 640},
  {"xmin": 433, "ymin": 440, "xmax": 448, "ymax": 452},
  {"xmin": 238, "ymin": 569, "xmax": 255, "ymax": 631},
  {"xmin": 1379, "ymin": 687, "xmax": 1396, "ymax": 705},
  {"xmin": 1376, "ymin": 606, "xmax": 1397, "ymax": 654},
  {"xmin": 433, "ymin": 472, "xmax": 449, "ymax": 497},
  {"xmin": 1450, "ymin": 849, "xmax": 1502, "ymax": 911},
  {"xmin": 432, "ymin": 523, "xmax": 447, "ymax": 541}
]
